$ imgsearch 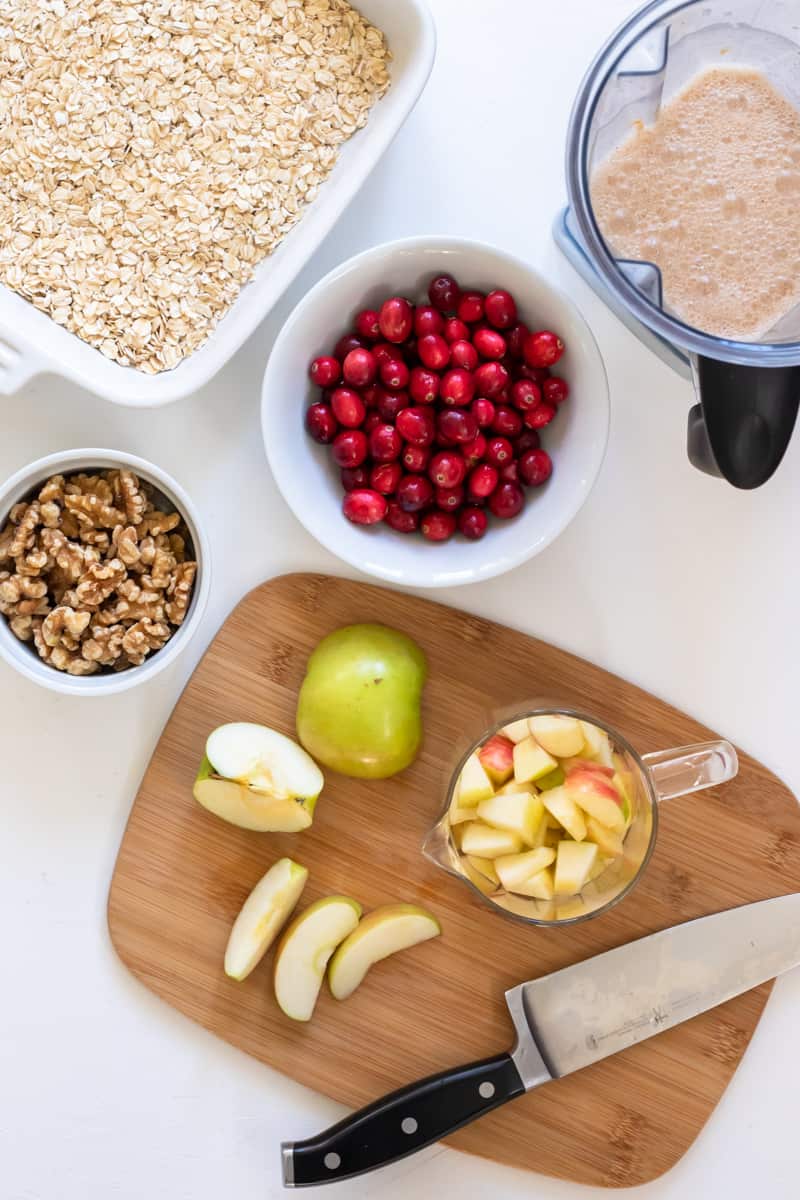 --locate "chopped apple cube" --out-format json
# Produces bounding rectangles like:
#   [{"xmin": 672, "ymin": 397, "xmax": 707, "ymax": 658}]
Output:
[
  {"xmin": 554, "ymin": 840, "xmax": 598, "ymax": 896},
  {"xmin": 467, "ymin": 855, "xmax": 500, "ymax": 886},
  {"xmin": 528, "ymin": 714, "xmax": 585, "ymax": 758},
  {"xmin": 462, "ymin": 857, "xmax": 499, "ymax": 896},
  {"xmin": 477, "ymin": 790, "xmax": 545, "ymax": 847},
  {"xmin": 494, "ymin": 846, "xmax": 556, "ymax": 891},
  {"xmin": 513, "ymin": 735, "xmax": 557, "ymax": 784},
  {"xmin": 460, "ymin": 821, "xmax": 524, "ymax": 858},
  {"xmin": 541, "ymin": 785, "xmax": 587, "ymax": 841},
  {"xmin": 536, "ymin": 765, "xmax": 565, "ymax": 791},
  {"xmin": 501, "ymin": 718, "xmax": 532, "ymax": 743},
  {"xmin": 449, "ymin": 802, "xmax": 477, "ymax": 826},
  {"xmin": 478, "ymin": 735, "xmax": 515, "ymax": 785},
  {"xmin": 612, "ymin": 763, "xmax": 636, "ymax": 825},
  {"xmin": 458, "ymin": 752, "xmax": 495, "ymax": 807},
  {"xmin": 580, "ymin": 720, "xmax": 614, "ymax": 767},
  {"xmin": 585, "ymin": 815, "xmax": 624, "ymax": 857},
  {"xmin": 564, "ymin": 764, "xmax": 625, "ymax": 831},
  {"xmin": 510, "ymin": 865, "xmax": 555, "ymax": 899}
]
